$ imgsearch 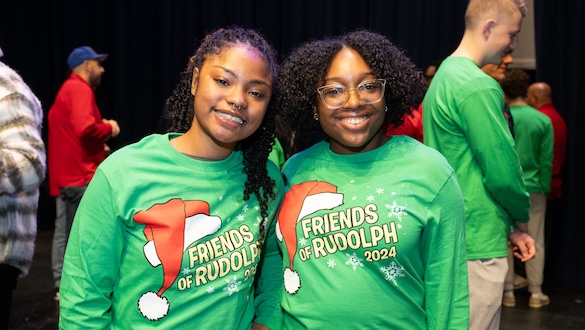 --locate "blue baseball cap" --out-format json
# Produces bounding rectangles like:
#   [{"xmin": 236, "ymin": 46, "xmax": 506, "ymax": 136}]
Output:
[{"xmin": 67, "ymin": 46, "xmax": 108, "ymax": 69}]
